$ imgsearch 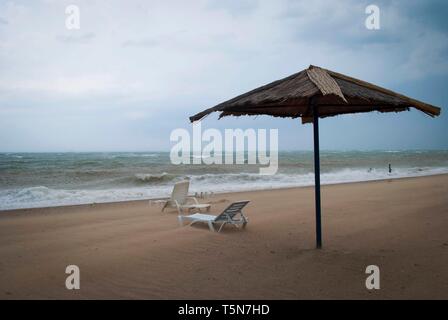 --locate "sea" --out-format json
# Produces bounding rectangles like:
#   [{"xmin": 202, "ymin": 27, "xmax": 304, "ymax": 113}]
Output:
[{"xmin": 0, "ymin": 150, "xmax": 447, "ymax": 210}]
